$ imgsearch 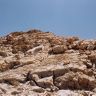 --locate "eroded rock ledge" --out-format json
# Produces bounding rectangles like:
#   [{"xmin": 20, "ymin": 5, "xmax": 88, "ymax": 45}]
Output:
[{"xmin": 0, "ymin": 29, "xmax": 96, "ymax": 96}]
